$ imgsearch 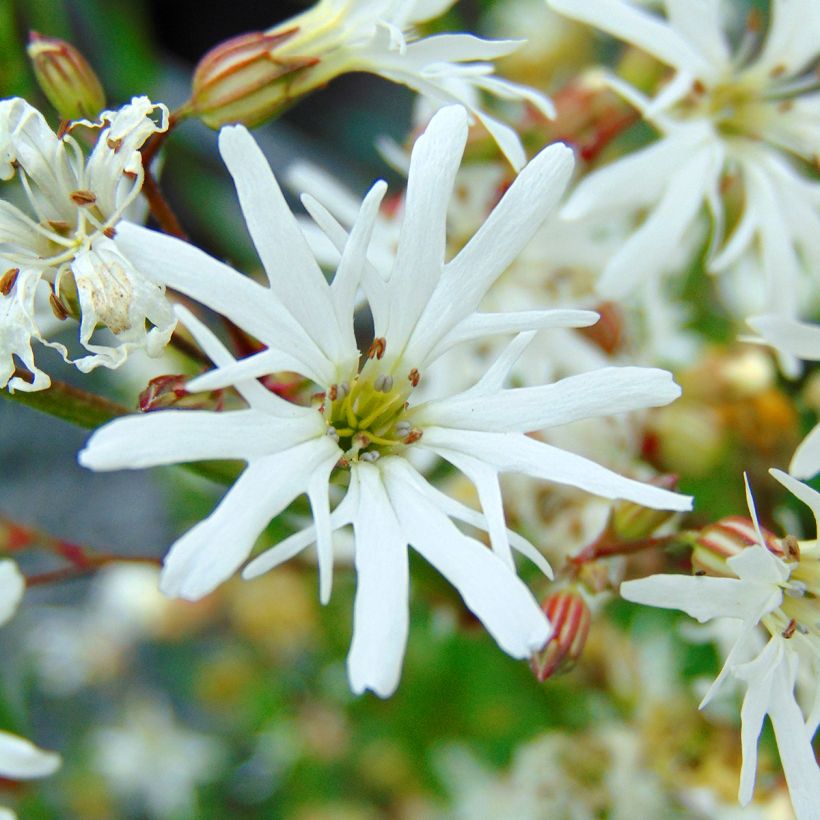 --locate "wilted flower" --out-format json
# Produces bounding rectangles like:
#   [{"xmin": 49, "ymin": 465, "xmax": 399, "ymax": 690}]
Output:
[{"xmin": 0, "ymin": 96, "xmax": 175, "ymax": 391}]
